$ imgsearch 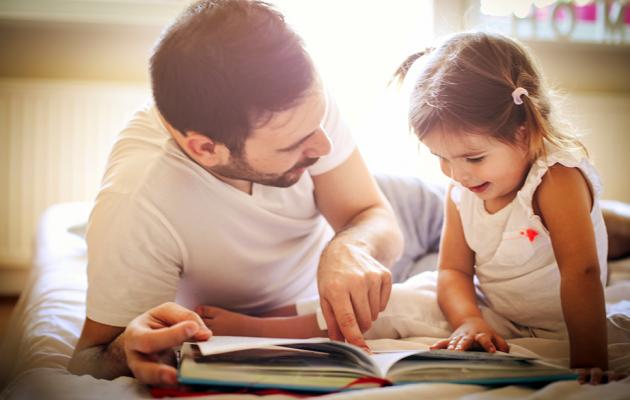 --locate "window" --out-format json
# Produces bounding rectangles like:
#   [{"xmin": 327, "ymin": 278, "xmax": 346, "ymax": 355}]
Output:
[
  {"xmin": 472, "ymin": 0, "xmax": 630, "ymax": 45},
  {"xmin": 274, "ymin": 1, "xmax": 445, "ymax": 183}
]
